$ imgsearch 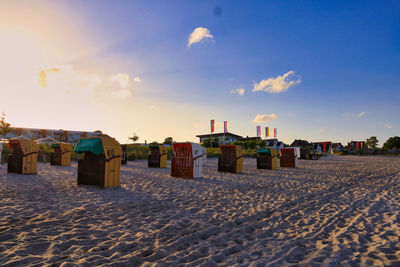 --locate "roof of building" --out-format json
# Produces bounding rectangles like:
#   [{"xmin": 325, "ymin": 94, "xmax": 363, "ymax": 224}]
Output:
[
  {"xmin": 10, "ymin": 127, "xmax": 101, "ymax": 134},
  {"xmin": 196, "ymin": 132, "xmax": 243, "ymax": 139},
  {"xmin": 241, "ymin": 136, "xmax": 261, "ymax": 141},
  {"xmin": 290, "ymin": 139, "xmax": 311, "ymax": 147},
  {"xmin": 264, "ymin": 139, "xmax": 286, "ymax": 147}
]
